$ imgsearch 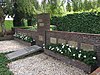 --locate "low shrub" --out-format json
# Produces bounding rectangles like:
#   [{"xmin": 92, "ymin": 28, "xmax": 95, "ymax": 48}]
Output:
[
  {"xmin": 46, "ymin": 43, "xmax": 97, "ymax": 66},
  {"xmin": 13, "ymin": 33, "xmax": 34, "ymax": 43}
]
